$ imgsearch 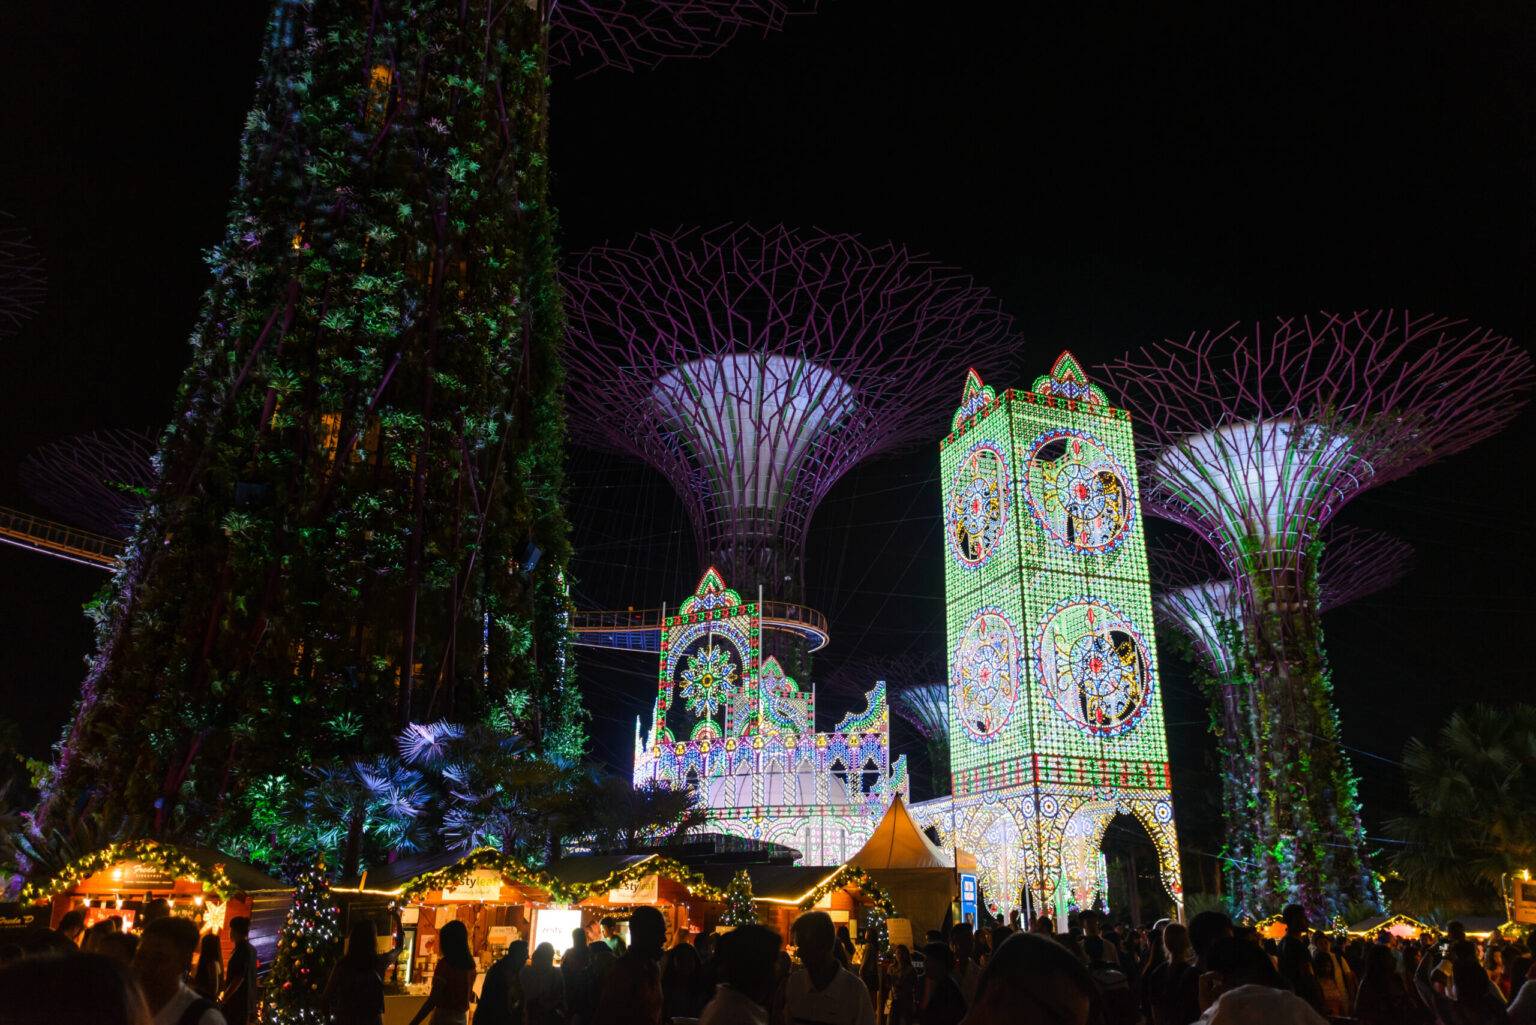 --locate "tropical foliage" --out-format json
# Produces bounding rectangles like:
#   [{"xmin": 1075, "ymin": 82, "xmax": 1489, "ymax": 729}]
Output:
[{"xmin": 1388, "ymin": 704, "xmax": 1536, "ymax": 913}]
